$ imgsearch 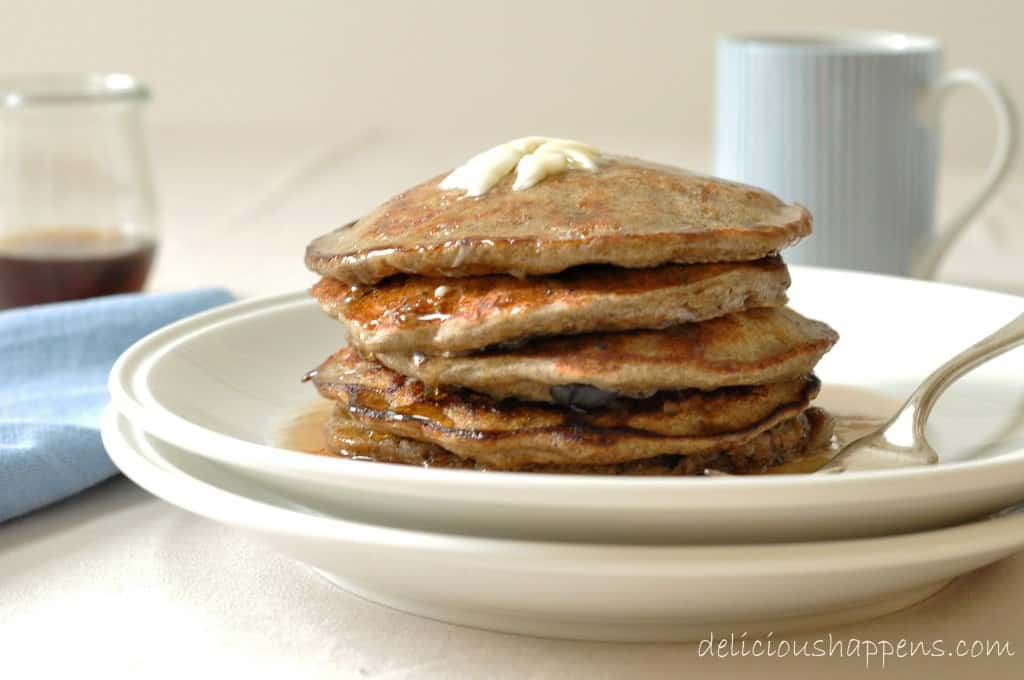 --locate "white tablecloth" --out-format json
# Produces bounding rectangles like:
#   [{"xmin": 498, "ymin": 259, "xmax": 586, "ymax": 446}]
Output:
[{"xmin": 3, "ymin": 127, "xmax": 1023, "ymax": 679}]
